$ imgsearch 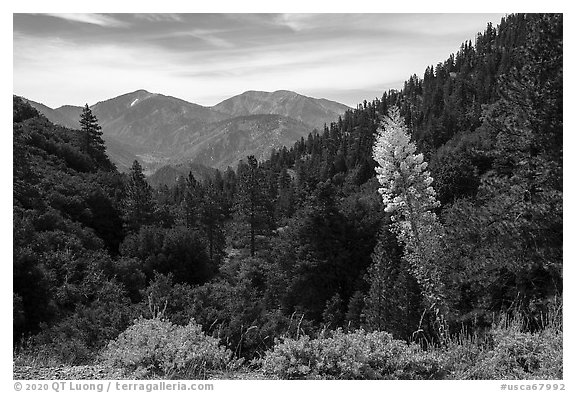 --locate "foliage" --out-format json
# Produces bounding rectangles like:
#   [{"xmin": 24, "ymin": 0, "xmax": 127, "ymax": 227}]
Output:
[
  {"xmin": 322, "ymin": 293, "xmax": 345, "ymax": 329},
  {"xmin": 258, "ymin": 329, "xmax": 445, "ymax": 379},
  {"xmin": 21, "ymin": 277, "xmax": 134, "ymax": 365},
  {"xmin": 454, "ymin": 326, "xmax": 562, "ymax": 380},
  {"xmin": 269, "ymin": 180, "xmax": 379, "ymax": 322},
  {"xmin": 123, "ymin": 160, "xmax": 156, "ymax": 233},
  {"xmin": 442, "ymin": 310, "xmax": 563, "ymax": 380},
  {"xmin": 437, "ymin": 13, "xmax": 562, "ymax": 323},
  {"xmin": 259, "ymin": 310, "xmax": 562, "ymax": 380},
  {"xmin": 181, "ymin": 173, "xmax": 226, "ymax": 263},
  {"xmin": 79, "ymin": 104, "xmax": 113, "ymax": 170},
  {"xmin": 136, "ymin": 272, "xmax": 197, "ymax": 325},
  {"xmin": 120, "ymin": 225, "xmax": 214, "ymax": 285},
  {"xmin": 103, "ymin": 317, "xmax": 236, "ymax": 378},
  {"xmin": 234, "ymin": 156, "xmax": 273, "ymax": 256},
  {"xmin": 13, "ymin": 99, "xmax": 127, "ymax": 340},
  {"xmin": 364, "ymin": 229, "xmax": 423, "ymax": 340},
  {"xmin": 184, "ymin": 258, "xmax": 286, "ymax": 359}
]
